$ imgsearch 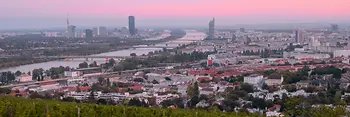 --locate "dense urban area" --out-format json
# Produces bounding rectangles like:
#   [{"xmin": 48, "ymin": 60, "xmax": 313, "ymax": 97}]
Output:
[{"xmin": 1, "ymin": 17, "xmax": 350, "ymax": 117}]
